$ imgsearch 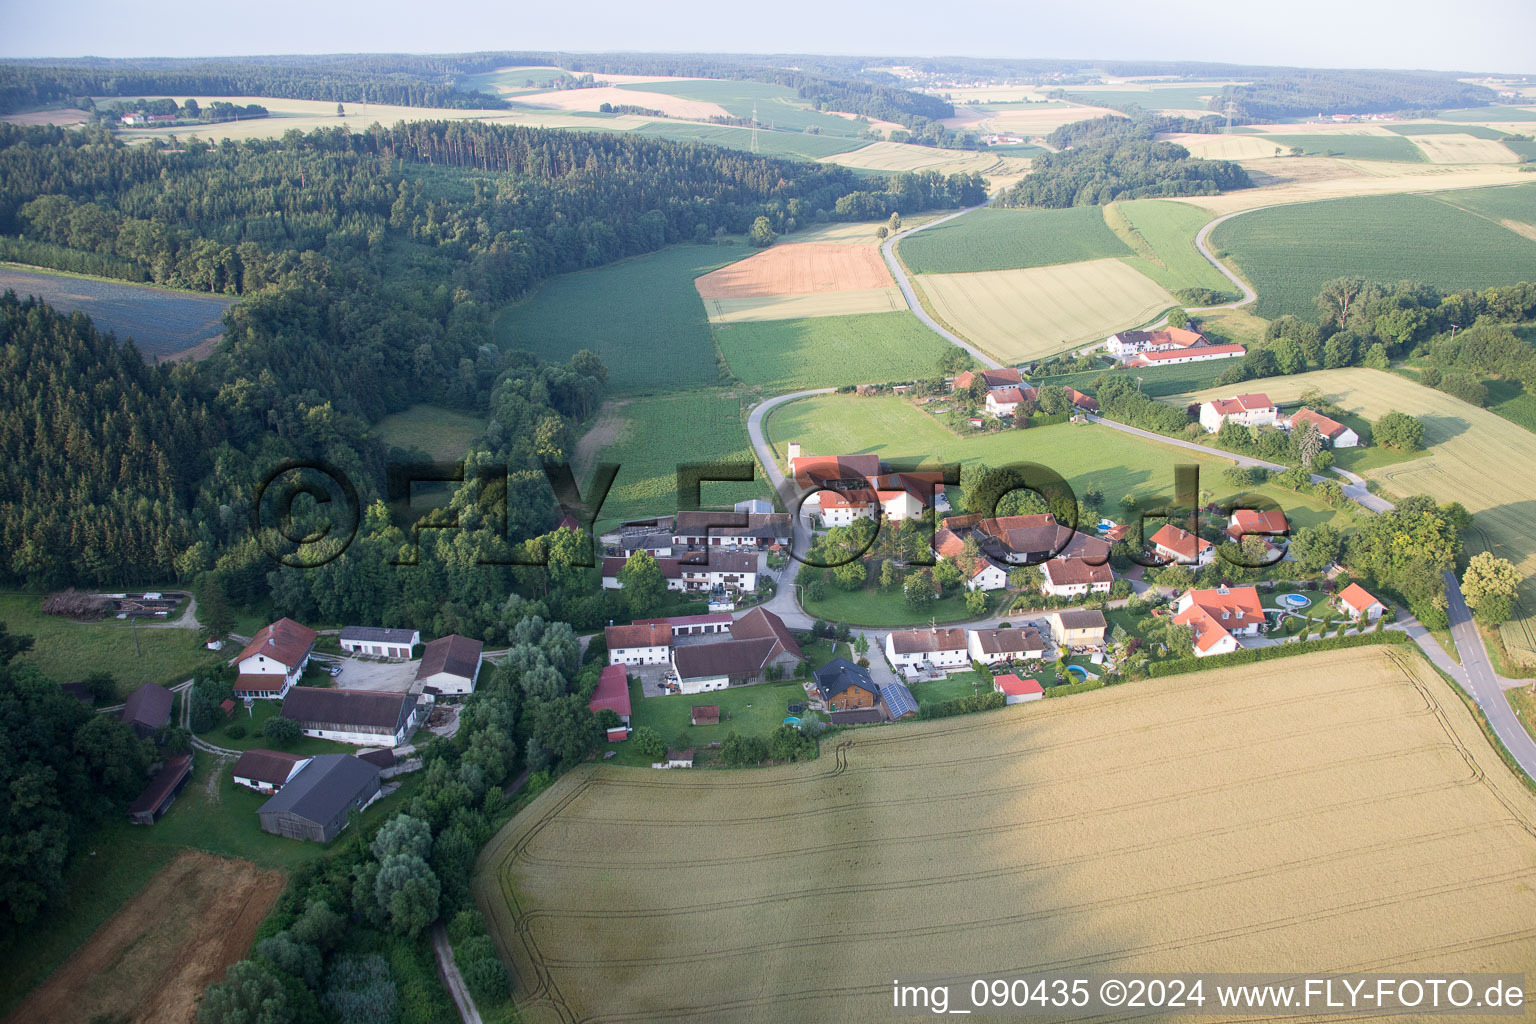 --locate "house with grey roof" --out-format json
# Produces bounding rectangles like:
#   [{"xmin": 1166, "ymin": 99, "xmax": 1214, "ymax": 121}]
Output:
[
  {"xmin": 280, "ymin": 687, "xmax": 424, "ymax": 747},
  {"xmin": 339, "ymin": 626, "xmax": 420, "ymax": 660},
  {"xmin": 120, "ymin": 683, "xmax": 172, "ymax": 739},
  {"xmin": 414, "ymin": 634, "xmax": 483, "ymax": 696},
  {"xmin": 257, "ymin": 754, "xmax": 382, "ymax": 843}
]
